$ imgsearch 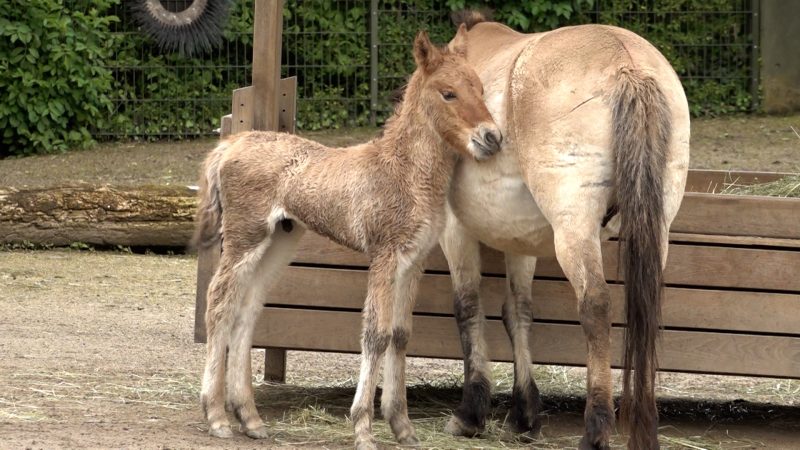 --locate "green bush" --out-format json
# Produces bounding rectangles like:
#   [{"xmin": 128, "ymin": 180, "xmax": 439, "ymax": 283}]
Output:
[
  {"xmin": 447, "ymin": 0, "xmax": 753, "ymax": 116},
  {"xmin": 0, "ymin": 0, "xmax": 118, "ymax": 156}
]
